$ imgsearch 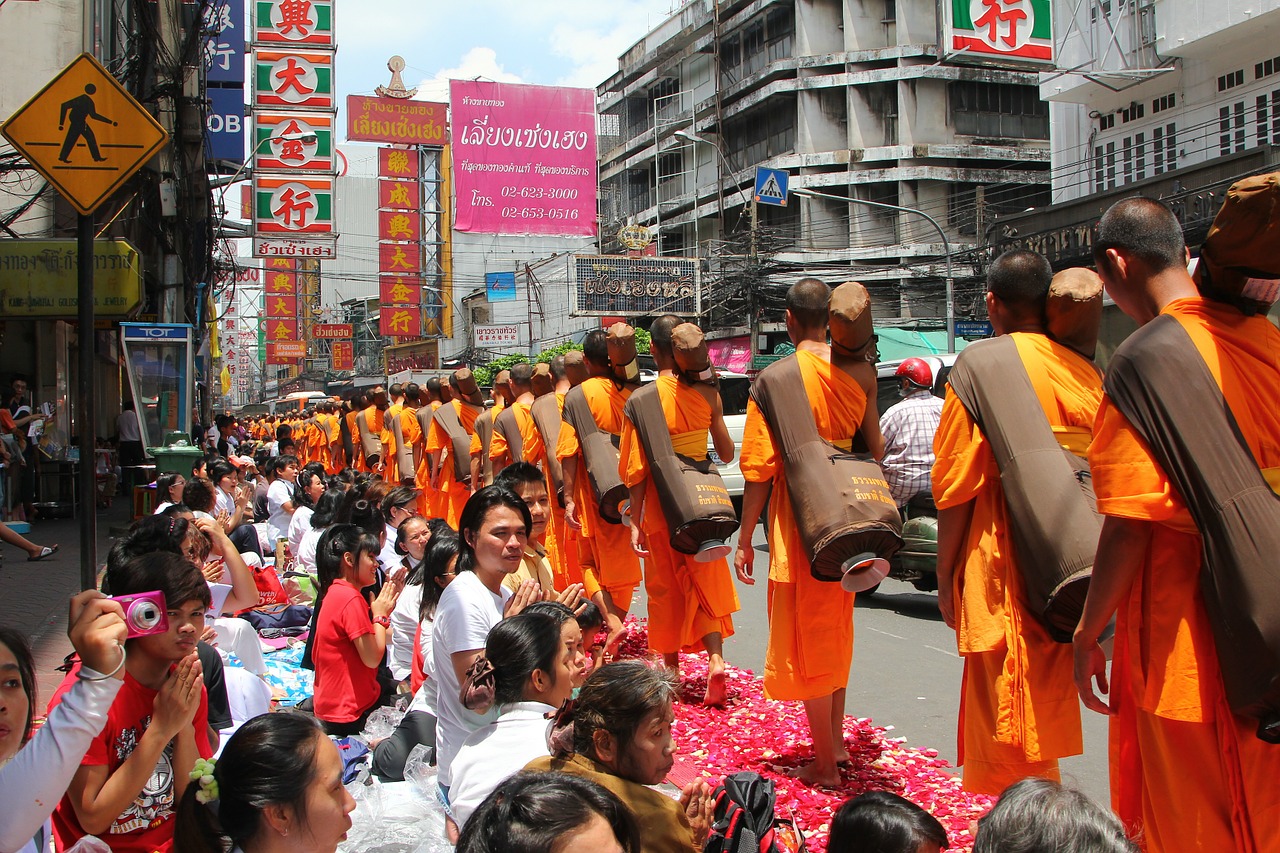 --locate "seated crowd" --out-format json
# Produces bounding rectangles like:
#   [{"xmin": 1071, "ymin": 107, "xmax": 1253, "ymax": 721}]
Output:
[{"xmin": 0, "ymin": 423, "xmax": 1137, "ymax": 853}]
